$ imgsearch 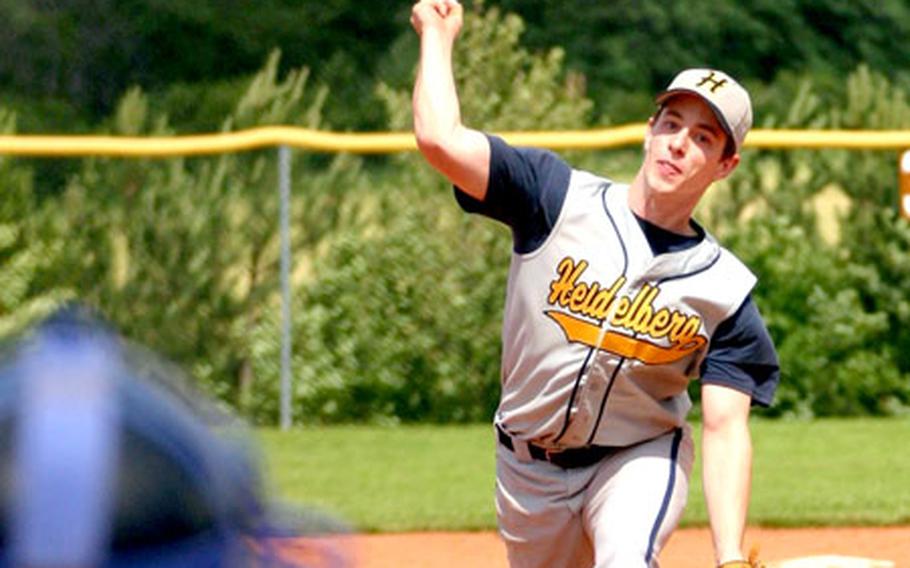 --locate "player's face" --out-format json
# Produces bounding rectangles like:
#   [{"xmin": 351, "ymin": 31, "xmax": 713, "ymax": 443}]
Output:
[{"xmin": 642, "ymin": 95, "xmax": 738, "ymax": 202}]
